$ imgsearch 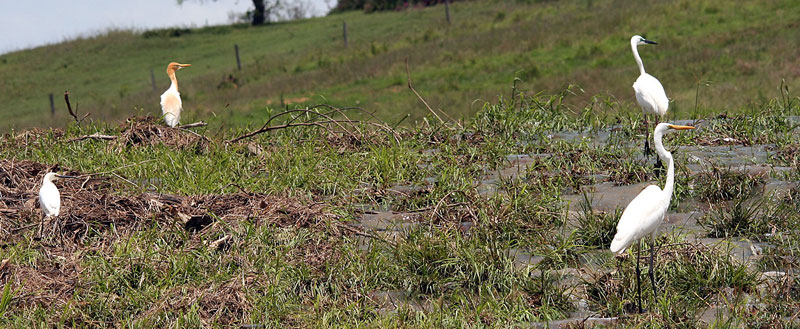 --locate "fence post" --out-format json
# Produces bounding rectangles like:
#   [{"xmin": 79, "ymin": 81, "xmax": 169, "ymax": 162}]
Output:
[
  {"xmin": 235, "ymin": 44, "xmax": 242, "ymax": 70},
  {"xmin": 49, "ymin": 93, "xmax": 55, "ymax": 116},
  {"xmin": 445, "ymin": 0, "xmax": 451, "ymax": 24},
  {"xmin": 150, "ymin": 69, "xmax": 157, "ymax": 91},
  {"xmin": 342, "ymin": 21, "xmax": 348, "ymax": 48}
]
